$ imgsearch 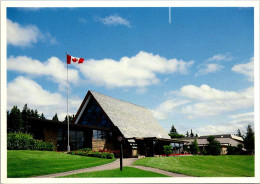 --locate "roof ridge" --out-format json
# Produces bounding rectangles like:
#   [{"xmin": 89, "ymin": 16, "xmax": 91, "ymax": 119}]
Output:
[{"xmin": 89, "ymin": 90, "xmax": 149, "ymax": 110}]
